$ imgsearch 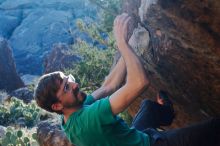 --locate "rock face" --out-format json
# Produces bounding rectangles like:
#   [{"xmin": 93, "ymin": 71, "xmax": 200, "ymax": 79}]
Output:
[
  {"xmin": 0, "ymin": 125, "xmax": 6, "ymax": 139},
  {"xmin": 20, "ymin": 74, "xmax": 39, "ymax": 86},
  {"xmin": 0, "ymin": 38, "xmax": 24, "ymax": 92},
  {"xmin": 0, "ymin": 0, "xmax": 97, "ymax": 75},
  {"xmin": 120, "ymin": 0, "xmax": 220, "ymax": 128},
  {"xmin": 37, "ymin": 120, "xmax": 74, "ymax": 146},
  {"xmin": 0, "ymin": 90, "xmax": 9, "ymax": 103},
  {"xmin": 44, "ymin": 43, "xmax": 81, "ymax": 73},
  {"xmin": 9, "ymin": 87, "xmax": 34, "ymax": 103}
]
